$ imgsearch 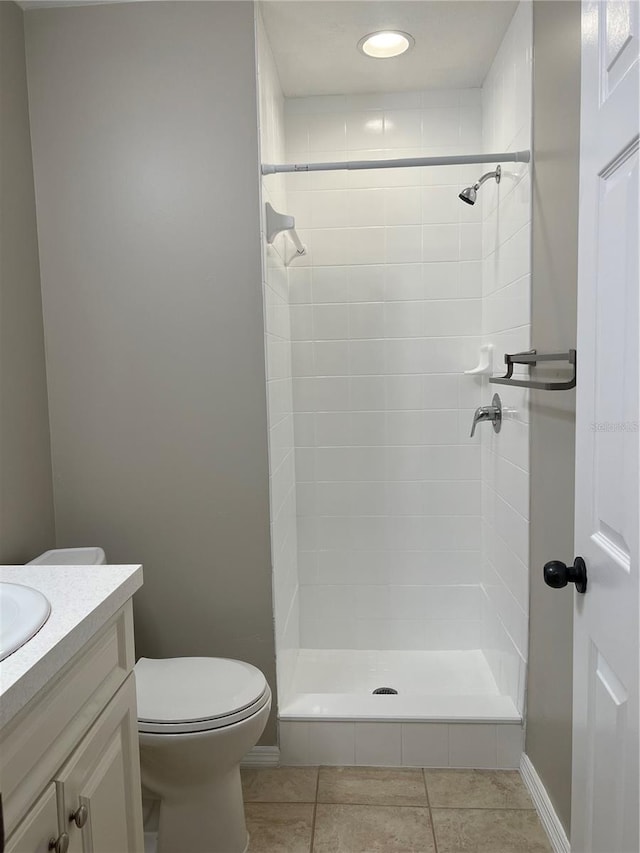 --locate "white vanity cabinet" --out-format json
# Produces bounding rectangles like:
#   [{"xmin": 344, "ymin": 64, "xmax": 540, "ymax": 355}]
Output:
[{"xmin": 1, "ymin": 601, "xmax": 144, "ymax": 853}]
